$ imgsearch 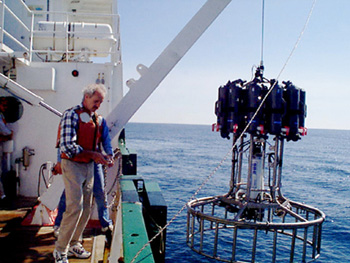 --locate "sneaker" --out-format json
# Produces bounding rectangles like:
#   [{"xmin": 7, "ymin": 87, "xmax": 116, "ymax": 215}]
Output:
[
  {"xmin": 53, "ymin": 225, "xmax": 60, "ymax": 238},
  {"xmin": 53, "ymin": 249, "xmax": 69, "ymax": 263},
  {"xmin": 102, "ymin": 224, "xmax": 113, "ymax": 248},
  {"xmin": 67, "ymin": 243, "xmax": 91, "ymax": 259}
]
